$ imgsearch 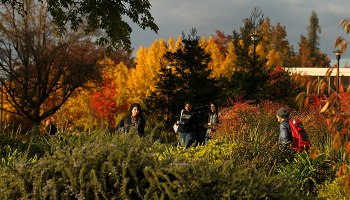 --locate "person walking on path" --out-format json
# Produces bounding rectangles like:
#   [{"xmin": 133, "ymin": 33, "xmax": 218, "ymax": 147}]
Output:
[
  {"xmin": 276, "ymin": 108, "xmax": 293, "ymax": 150},
  {"xmin": 115, "ymin": 103, "xmax": 145, "ymax": 137},
  {"xmin": 176, "ymin": 100, "xmax": 199, "ymax": 149},
  {"xmin": 203, "ymin": 102, "xmax": 219, "ymax": 146}
]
